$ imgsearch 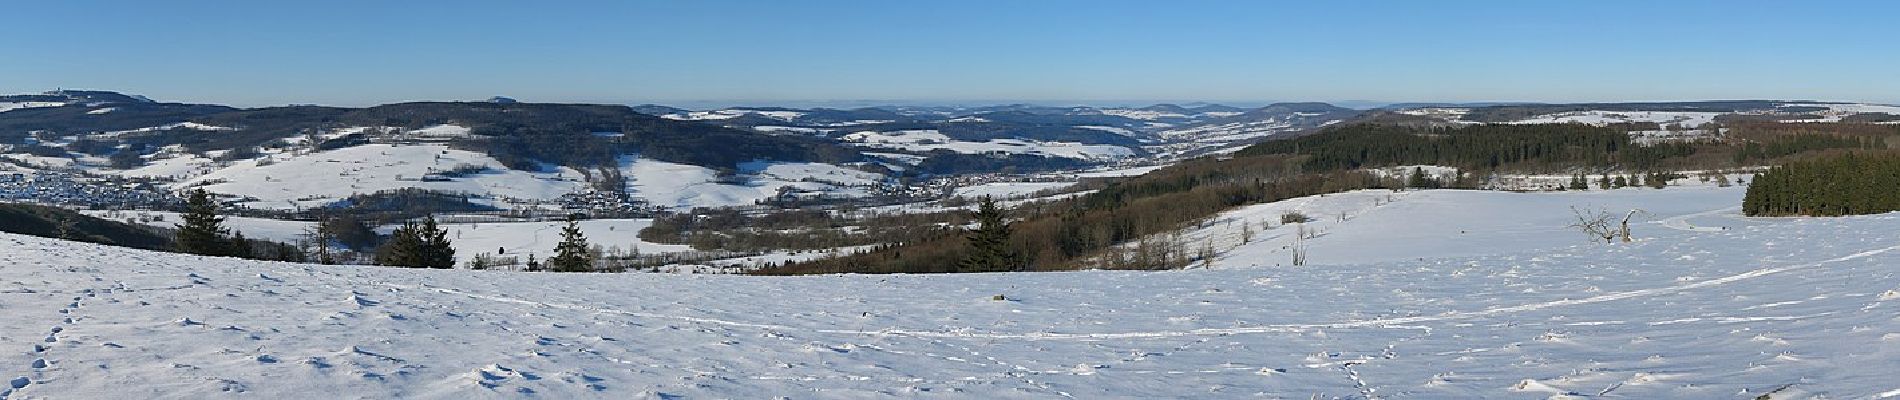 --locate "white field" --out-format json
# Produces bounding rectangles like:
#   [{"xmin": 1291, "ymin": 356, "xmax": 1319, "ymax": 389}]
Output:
[
  {"xmin": 0, "ymin": 101, "xmax": 66, "ymax": 113},
  {"xmin": 421, "ymin": 219, "xmax": 695, "ymax": 264},
  {"xmin": 841, "ymin": 130, "xmax": 1136, "ymax": 160},
  {"xmin": 952, "ymin": 182, "xmax": 1074, "ymax": 200},
  {"xmin": 1507, "ymin": 111, "xmax": 1723, "ymax": 127},
  {"xmin": 2, "ymin": 185, "xmax": 1899, "ymax": 398},
  {"xmin": 620, "ymin": 158, "xmax": 879, "ymax": 209},
  {"xmin": 182, "ymin": 144, "xmax": 586, "ymax": 210}
]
